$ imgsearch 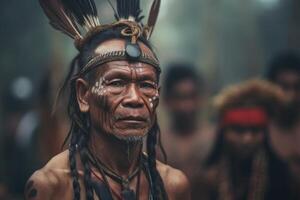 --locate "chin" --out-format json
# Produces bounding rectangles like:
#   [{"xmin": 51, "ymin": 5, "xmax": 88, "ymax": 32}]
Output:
[
  {"xmin": 112, "ymin": 128, "xmax": 149, "ymax": 142},
  {"xmin": 116, "ymin": 135, "xmax": 144, "ymax": 143}
]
